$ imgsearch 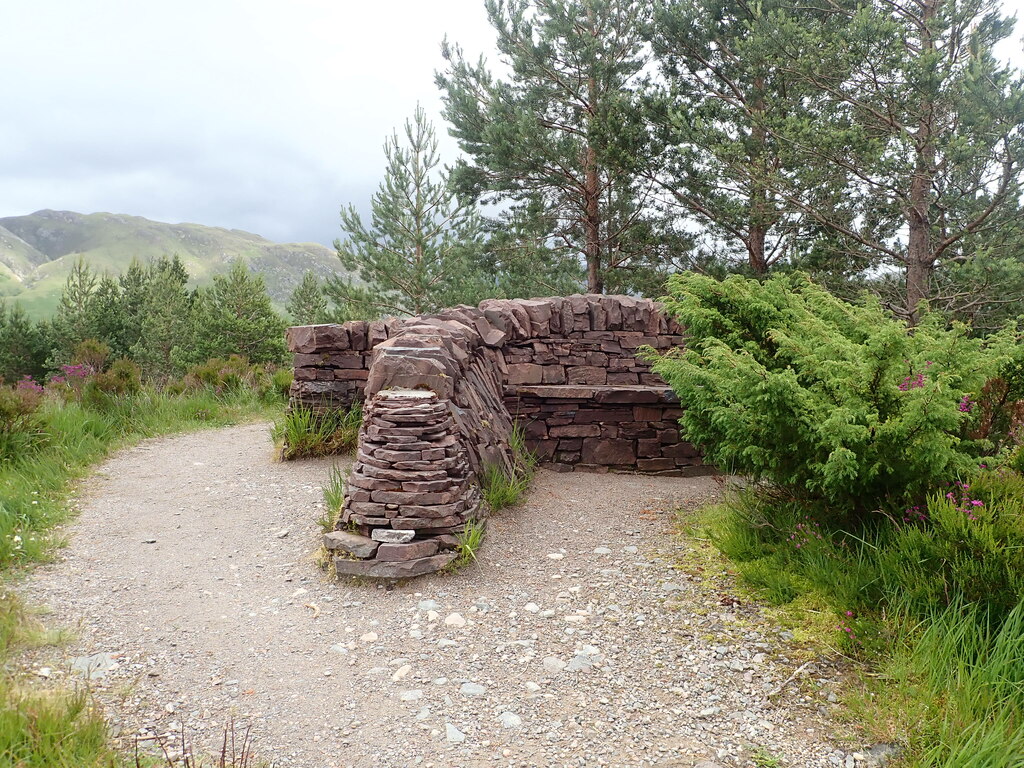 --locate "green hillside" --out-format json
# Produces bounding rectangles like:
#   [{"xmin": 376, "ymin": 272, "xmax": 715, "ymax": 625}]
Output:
[{"xmin": 0, "ymin": 210, "xmax": 346, "ymax": 318}]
